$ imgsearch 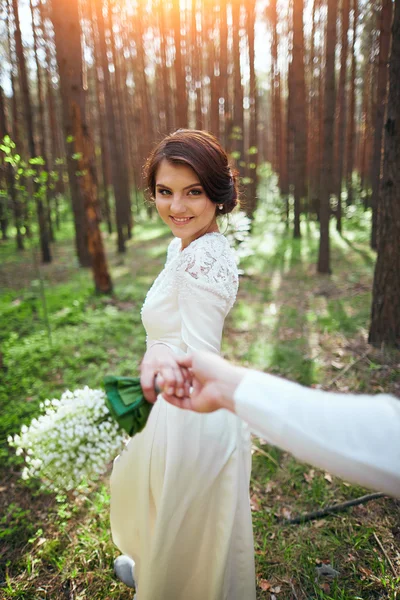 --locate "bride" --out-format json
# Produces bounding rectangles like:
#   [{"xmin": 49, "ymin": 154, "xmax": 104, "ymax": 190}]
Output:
[{"xmin": 110, "ymin": 129, "xmax": 256, "ymax": 599}]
